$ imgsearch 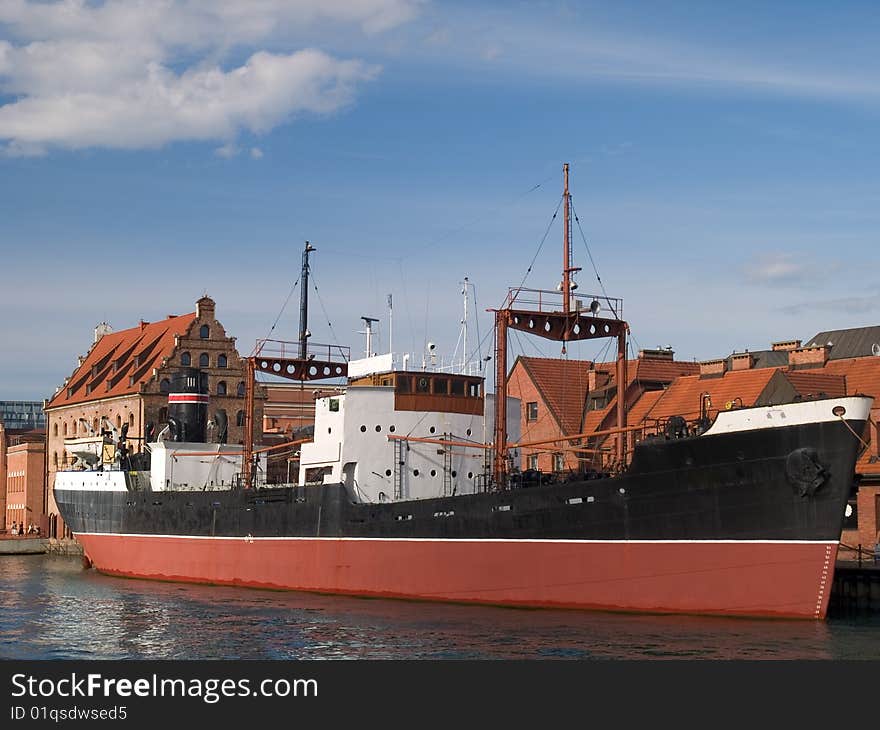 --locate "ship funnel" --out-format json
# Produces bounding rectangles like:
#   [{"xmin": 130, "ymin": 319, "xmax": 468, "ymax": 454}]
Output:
[{"xmin": 167, "ymin": 368, "xmax": 209, "ymax": 442}]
